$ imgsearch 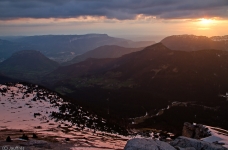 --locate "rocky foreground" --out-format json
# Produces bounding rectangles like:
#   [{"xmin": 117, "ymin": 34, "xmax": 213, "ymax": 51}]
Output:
[
  {"xmin": 1, "ymin": 83, "xmax": 228, "ymax": 149},
  {"xmin": 124, "ymin": 122, "xmax": 228, "ymax": 150},
  {"xmin": 124, "ymin": 136, "xmax": 228, "ymax": 150},
  {"xmin": 0, "ymin": 128, "xmax": 128, "ymax": 150}
]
